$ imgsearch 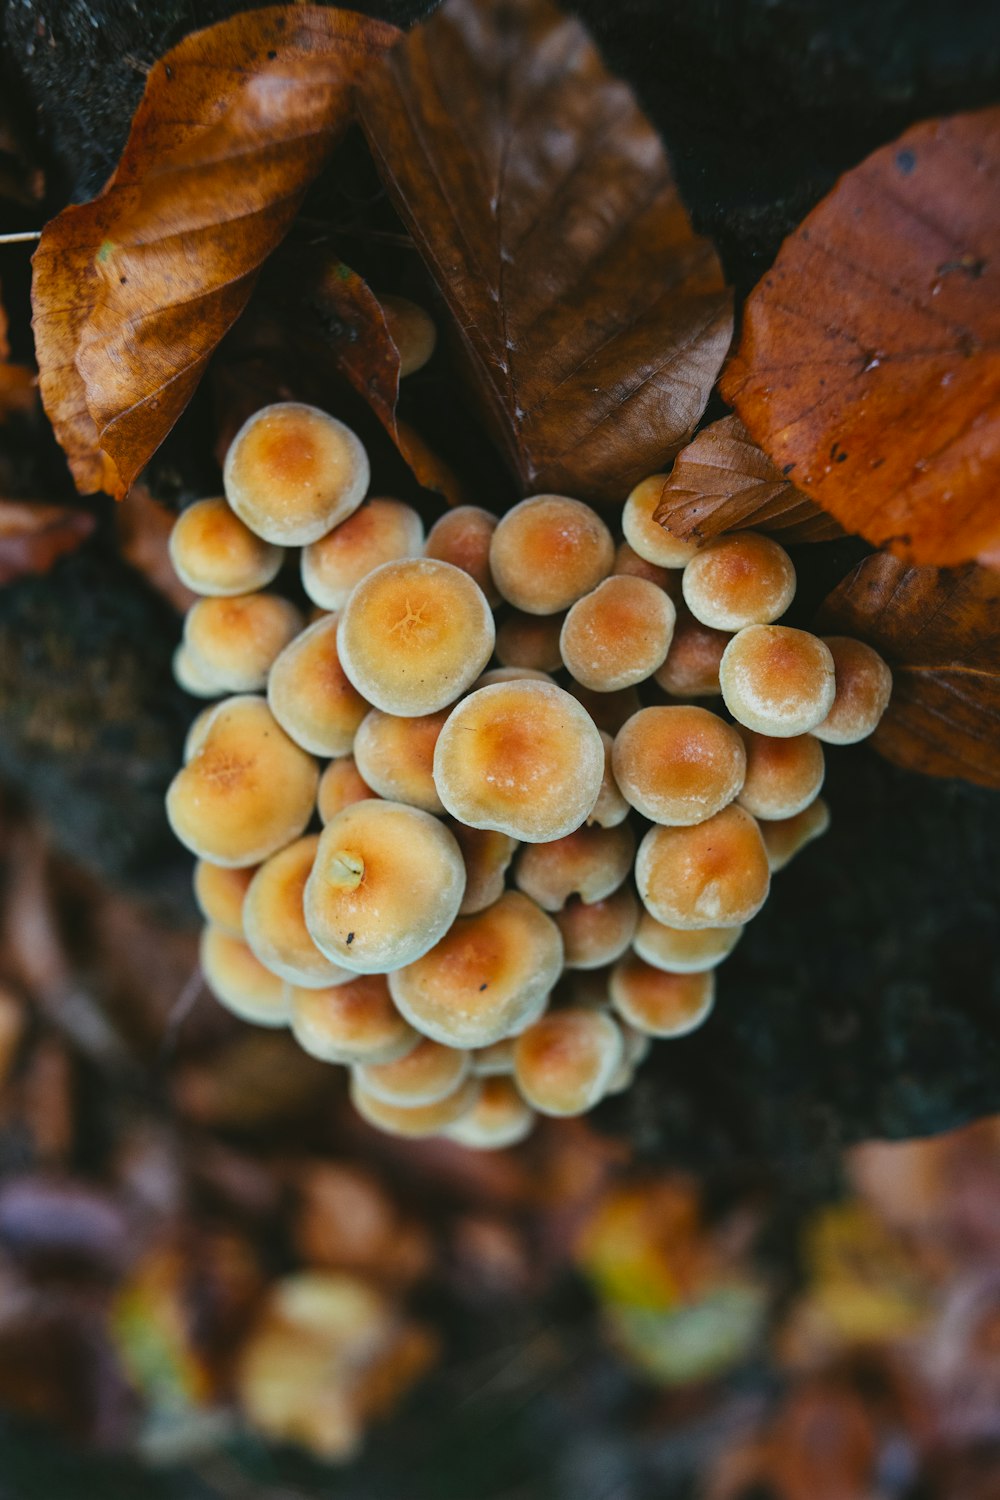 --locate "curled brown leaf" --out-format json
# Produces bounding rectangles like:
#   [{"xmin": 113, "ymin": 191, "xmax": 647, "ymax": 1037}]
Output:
[{"xmin": 0, "ymin": 502, "xmax": 96, "ymax": 587}]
